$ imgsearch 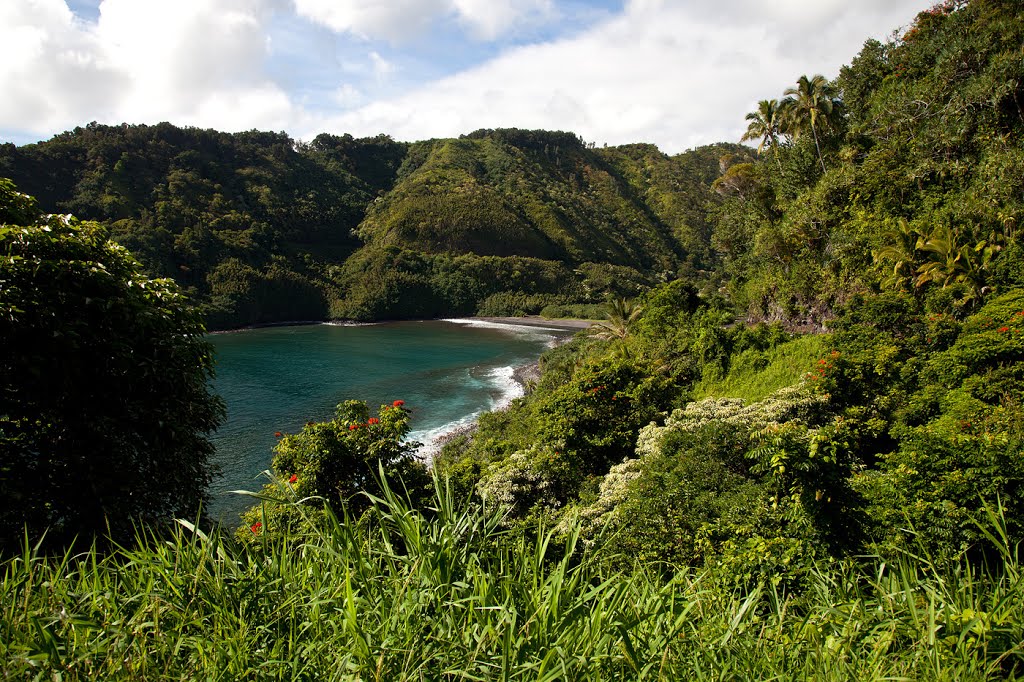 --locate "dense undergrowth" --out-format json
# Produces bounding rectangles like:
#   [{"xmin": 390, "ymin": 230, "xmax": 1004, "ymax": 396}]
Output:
[{"xmin": 3, "ymin": 476, "xmax": 1022, "ymax": 680}]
